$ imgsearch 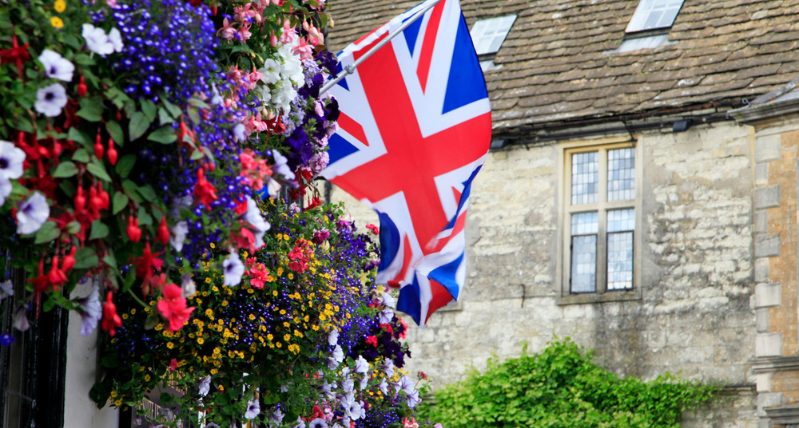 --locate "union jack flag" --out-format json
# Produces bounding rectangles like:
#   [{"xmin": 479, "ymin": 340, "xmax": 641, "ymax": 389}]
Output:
[{"xmin": 322, "ymin": 0, "xmax": 491, "ymax": 326}]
